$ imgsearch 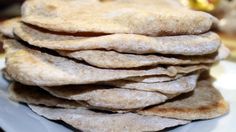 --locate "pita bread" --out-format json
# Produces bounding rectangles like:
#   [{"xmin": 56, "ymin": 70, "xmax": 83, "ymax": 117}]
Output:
[
  {"xmin": 139, "ymin": 80, "xmax": 229, "ymax": 120},
  {"xmin": 1, "ymin": 48, "xmax": 187, "ymax": 83},
  {"xmin": 0, "ymin": 17, "xmax": 20, "ymax": 38},
  {"xmin": 9, "ymin": 82, "xmax": 81, "ymax": 108},
  {"xmin": 4, "ymin": 39, "xmax": 209, "ymax": 86},
  {"xmin": 22, "ymin": 0, "xmax": 216, "ymax": 36},
  {"xmin": 10, "ymin": 81, "xmax": 168, "ymax": 110},
  {"xmin": 41, "ymin": 85, "xmax": 169, "ymax": 110},
  {"xmin": 14, "ymin": 23, "xmax": 221, "ymax": 55},
  {"xmin": 29, "ymin": 105, "xmax": 189, "ymax": 132},
  {"xmin": 57, "ymin": 44, "xmax": 228, "ymax": 68},
  {"xmin": 104, "ymin": 73, "xmax": 199, "ymax": 94},
  {"xmin": 125, "ymin": 74, "xmax": 184, "ymax": 83}
]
